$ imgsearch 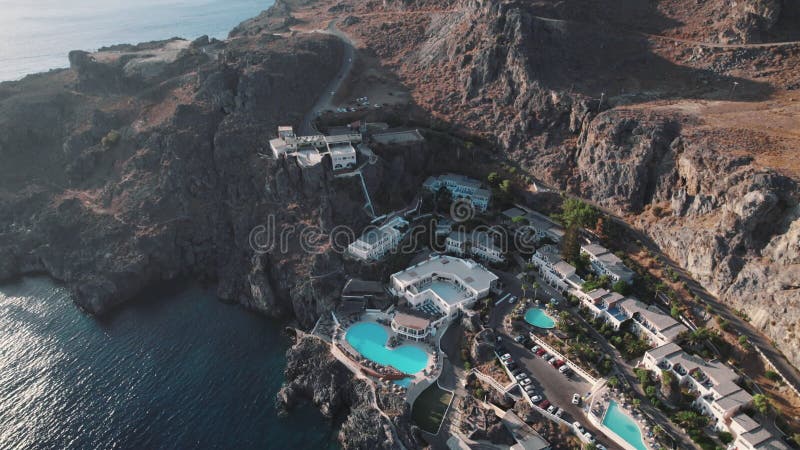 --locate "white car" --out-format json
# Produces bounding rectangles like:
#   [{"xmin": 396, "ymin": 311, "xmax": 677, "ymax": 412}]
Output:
[
  {"xmin": 584, "ymin": 432, "xmax": 595, "ymax": 443},
  {"xmin": 515, "ymin": 373, "xmax": 527, "ymax": 380},
  {"xmin": 500, "ymin": 353, "xmax": 512, "ymax": 360},
  {"xmin": 520, "ymin": 378, "xmax": 532, "ymax": 386},
  {"xmin": 544, "ymin": 355, "xmax": 555, "ymax": 363},
  {"xmin": 524, "ymin": 386, "xmax": 536, "ymax": 394},
  {"xmin": 573, "ymin": 421, "xmax": 584, "ymax": 433},
  {"xmin": 530, "ymin": 345, "xmax": 540, "ymax": 353},
  {"xmin": 559, "ymin": 365, "xmax": 570, "ymax": 373},
  {"xmin": 508, "ymin": 296, "xmax": 517, "ymax": 303},
  {"xmin": 529, "ymin": 395, "xmax": 542, "ymax": 402},
  {"xmin": 572, "ymin": 393, "xmax": 581, "ymax": 405},
  {"xmin": 547, "ymin": 404, "xmax": 557, "ymax": 414},
  {"xmin": 555, "ymin": 408, "xmax": 564, "ymax": 418}
]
